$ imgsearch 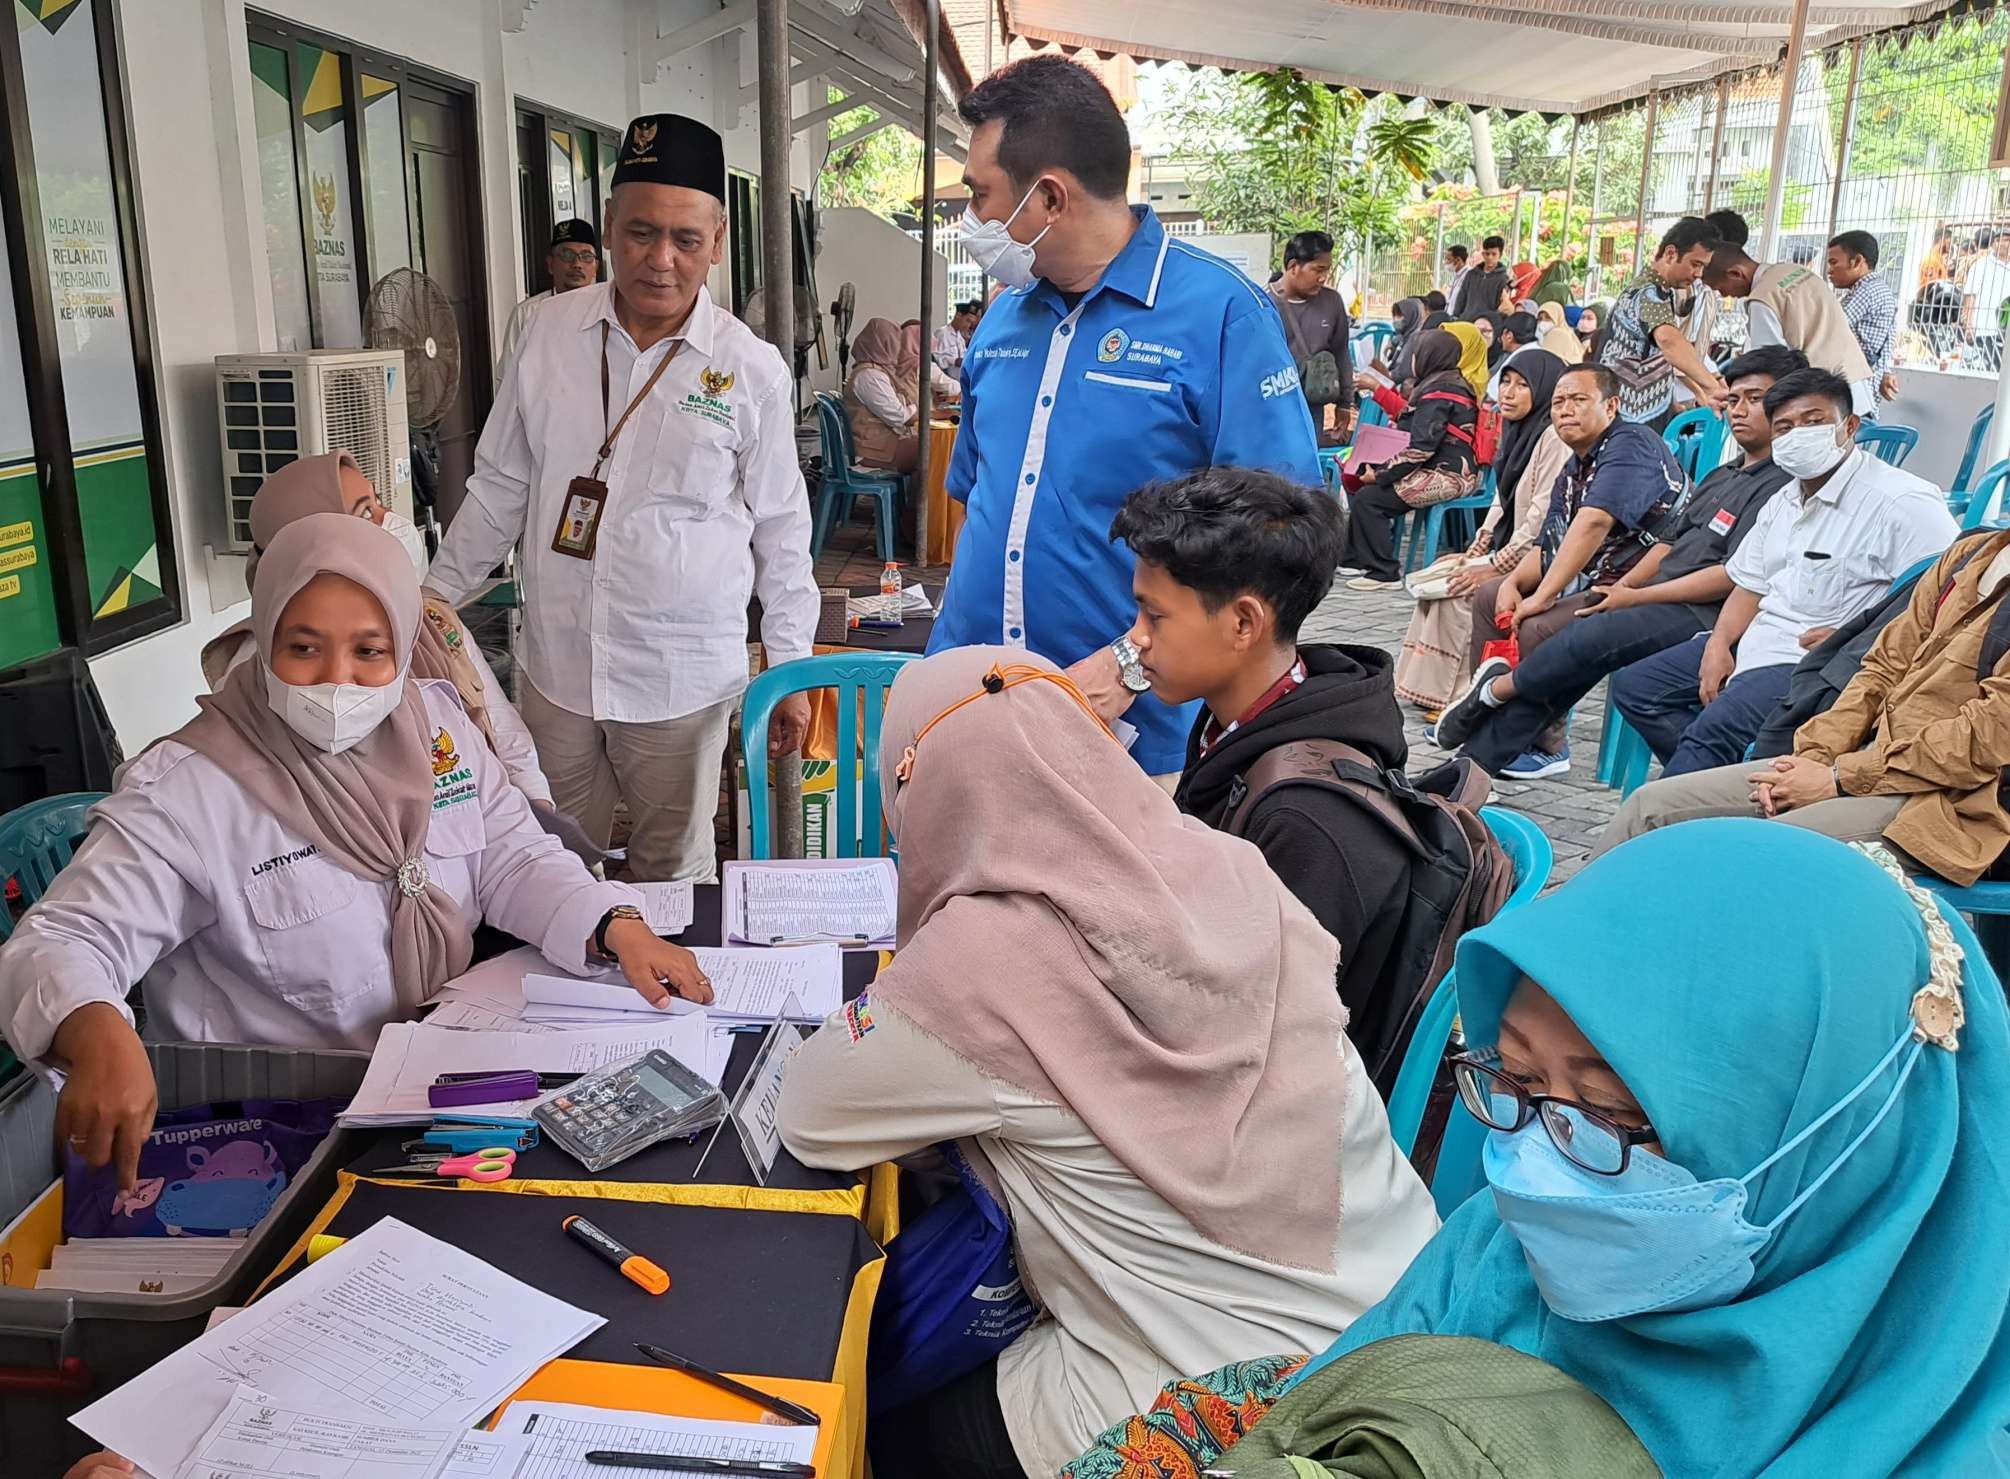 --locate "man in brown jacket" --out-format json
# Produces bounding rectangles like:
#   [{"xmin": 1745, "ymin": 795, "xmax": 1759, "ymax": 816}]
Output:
[{"xmin": 1597, "ymin": 526, "xmax": 2010, "ymax": 886}]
